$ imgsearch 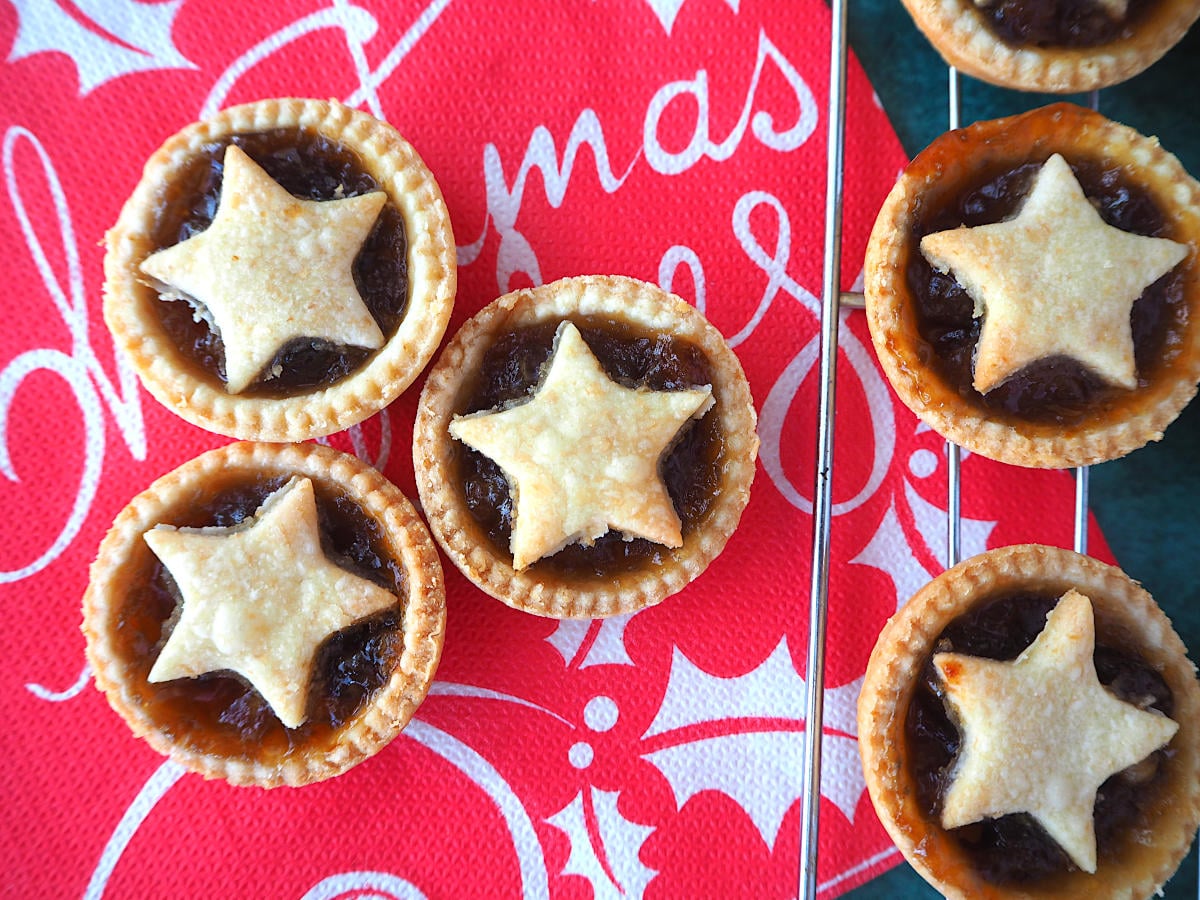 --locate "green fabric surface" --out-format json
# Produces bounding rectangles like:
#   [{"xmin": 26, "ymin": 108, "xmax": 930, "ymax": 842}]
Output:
[{"xmin": 844, "ymin": 6, "xmax": 1200, "ymax": 897}]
